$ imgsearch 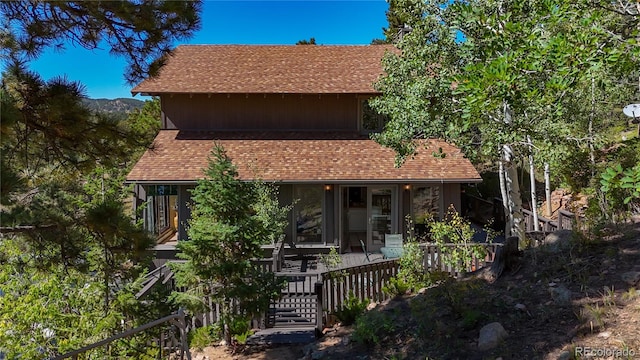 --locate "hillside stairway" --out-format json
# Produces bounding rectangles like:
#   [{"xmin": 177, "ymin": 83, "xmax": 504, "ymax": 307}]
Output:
[{"xmin": 248, "ymin": 271, "xmax": 321, "ymax": 345}]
